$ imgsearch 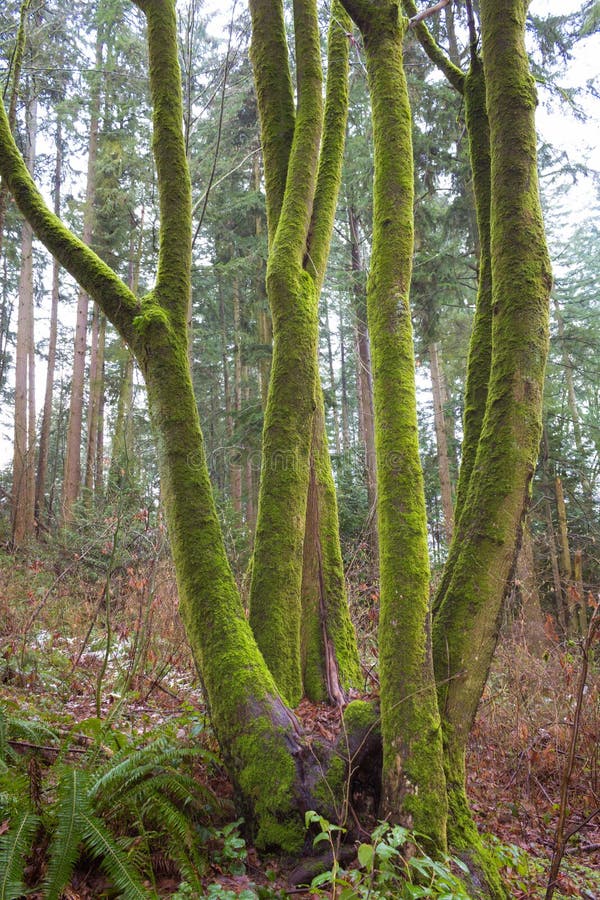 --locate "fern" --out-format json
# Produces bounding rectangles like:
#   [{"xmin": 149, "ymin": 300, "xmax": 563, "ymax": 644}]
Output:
[
  {"xmin": 0, "ymin": 703, "xmax": 59, "ymax": 766},
  {"xmin": 89, "ymin": 737, "xmax": 216, "ymax": 806},
  {"xmin": 44, "ymin": 767, "xmax": 87, "ymax": 900},
  {"xmin": 0, "ymin": 810, "xmax": 39, "ymax": 900},
  {"xmin": 146, "ymin": 794, "xmax": 205, "ymax": 862},
  {"xmin": 79, "ymin": 808, "xmax": 157, "ymax": 900},
  {"xmin": 108, "ymin": 770, "xmax": 216, "ymax": 821}
]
